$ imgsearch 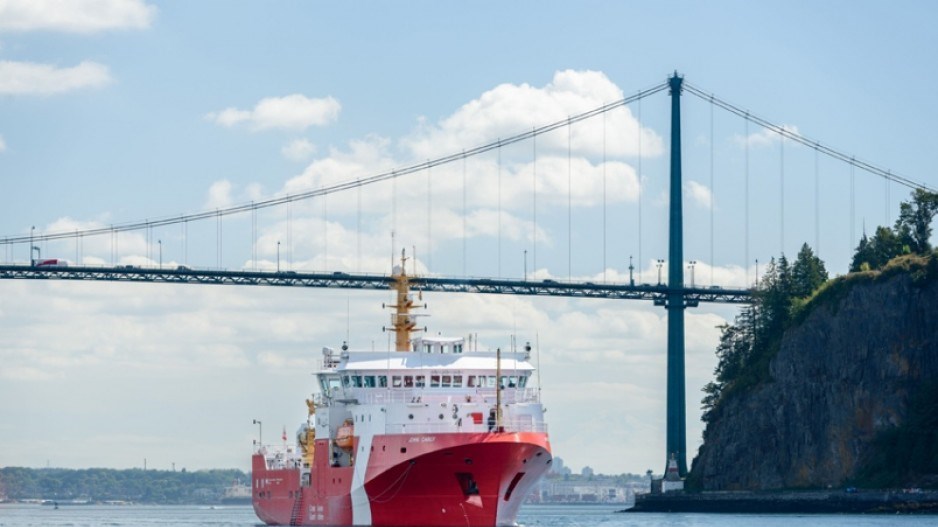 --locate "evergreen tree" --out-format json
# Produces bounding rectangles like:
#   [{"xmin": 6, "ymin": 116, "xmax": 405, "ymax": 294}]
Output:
[
  {"xmin": 791, "ymin": 243, "xmax": 828, "ymax": 297},
  {"xmin": 702, "ymin": 244, "xmax": 830, "ymax": 421},
  {"xmin": 850, "ymin": 233, "xmax": 874, "ymax": 272},
  {"xmin": 850, "ymin": 226, "xmax": 903, "ymax": 271},
  {"xmin": 851, "ymin": 189, "xmax": 938, "ymax": 271},
  {"xmin": 895, "ymin": 188, "xmax": 938, "ymax": 254}
]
